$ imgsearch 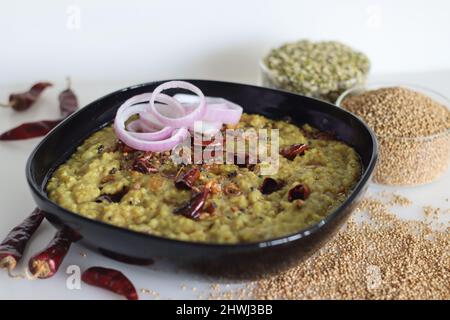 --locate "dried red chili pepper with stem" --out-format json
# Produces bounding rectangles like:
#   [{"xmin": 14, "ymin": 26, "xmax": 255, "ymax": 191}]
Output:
[
  {"xmin": 59, "ymin": 77, "xmax": 78, "ymax": 118},
  {"xmin": 28, "ymin": 227, "xmax": 73, "ymax": 279},
  {"xmin": 0, "ymin": 120, "xmax": 61, "ymax": 140},
  {"xmin": 0, "ymin": 78, "xmax": 78, "ymax": 141},
  {"xmin": 0, "ymin": 208, "xmax": 44, "ymax": 270},
  {"xmin": 0, "ymin": 82, "xmax": 52, "ymax": 111},
  {"xmin": 82, "ymin": 267, "xmax": 138, "ymax": 300}
]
